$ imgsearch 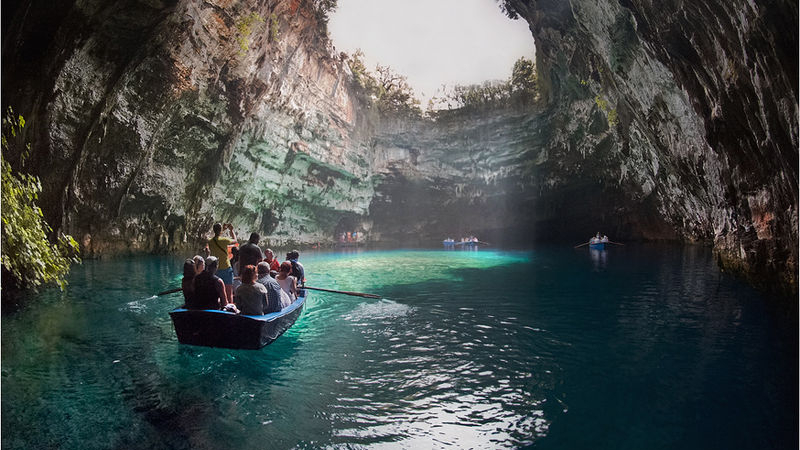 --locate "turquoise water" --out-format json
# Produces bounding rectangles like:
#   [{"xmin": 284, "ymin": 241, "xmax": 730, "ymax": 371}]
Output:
[{"xmin": 1, "ymin": 246, "xmax": 796, "ymax": 449}]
